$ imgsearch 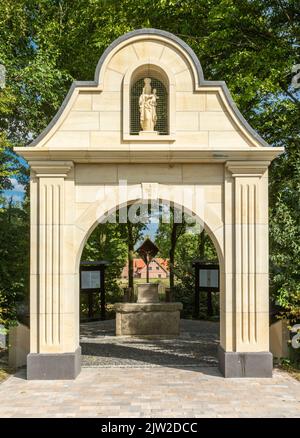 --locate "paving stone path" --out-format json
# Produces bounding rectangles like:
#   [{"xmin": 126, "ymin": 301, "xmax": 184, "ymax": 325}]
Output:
[
  {"xmin": 0, "ymin": 319, "xmax": 299, "ymax": 417},
  {"xmin": 80, "ymin": 319, "xmax": 219, "ymax": 368},
  {"xmin": 1, "ymin": 367, "xmax": 299, "ymax": 417}
]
